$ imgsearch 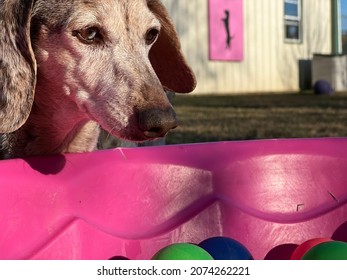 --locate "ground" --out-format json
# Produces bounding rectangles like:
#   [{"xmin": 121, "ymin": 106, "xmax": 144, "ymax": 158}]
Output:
[{"xmin": 166, "ymin": 92, "xmax": 347, "ymax": 144}]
